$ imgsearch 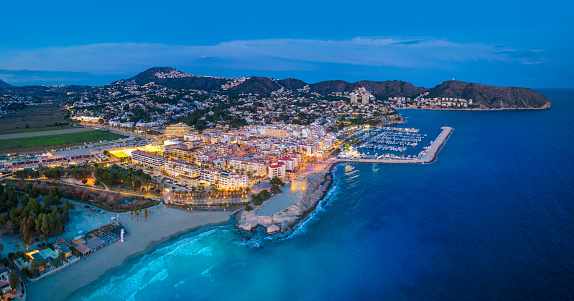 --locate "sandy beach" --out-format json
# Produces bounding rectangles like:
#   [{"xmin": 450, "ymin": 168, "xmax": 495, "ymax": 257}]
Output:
[{"xmin": 26, "ymin": 205, "xmax": 233, "ymax": 301}]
